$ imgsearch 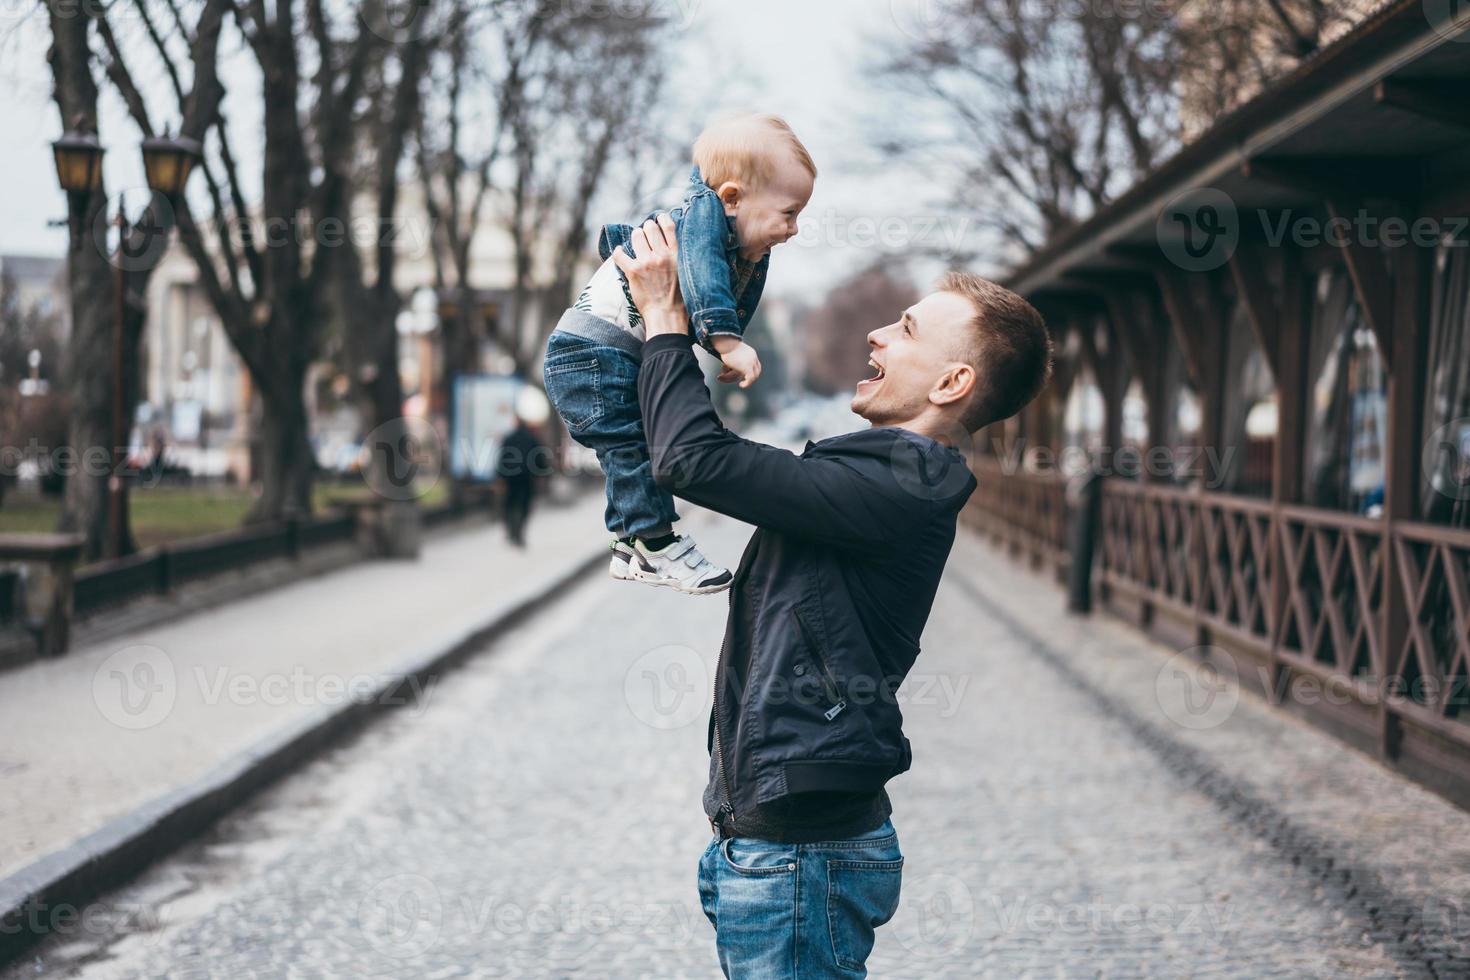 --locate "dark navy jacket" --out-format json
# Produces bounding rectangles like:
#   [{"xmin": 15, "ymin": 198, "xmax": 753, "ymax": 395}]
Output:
[{"xmin": 637, "ymin": 333, "xmax": 977, "ymax": 833}]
